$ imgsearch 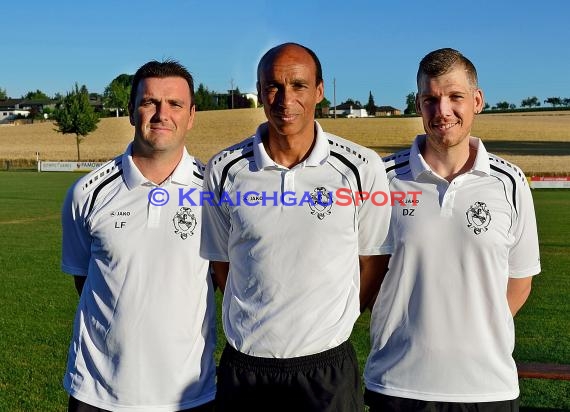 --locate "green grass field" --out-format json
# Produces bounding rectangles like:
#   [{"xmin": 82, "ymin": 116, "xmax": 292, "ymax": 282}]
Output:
[{"xmin": 0, "ymin": 171, "xmax": 568, "ymax": 411}]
